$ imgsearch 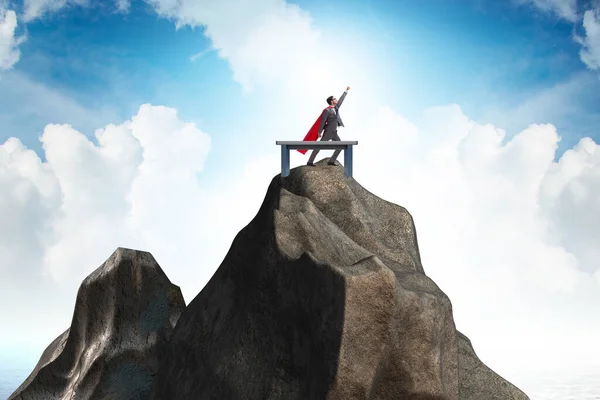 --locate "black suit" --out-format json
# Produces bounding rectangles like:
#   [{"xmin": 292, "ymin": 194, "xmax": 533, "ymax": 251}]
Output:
[{"xmin": 307, "ymin": 90, "xmax": 348, "ymax": 164}]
